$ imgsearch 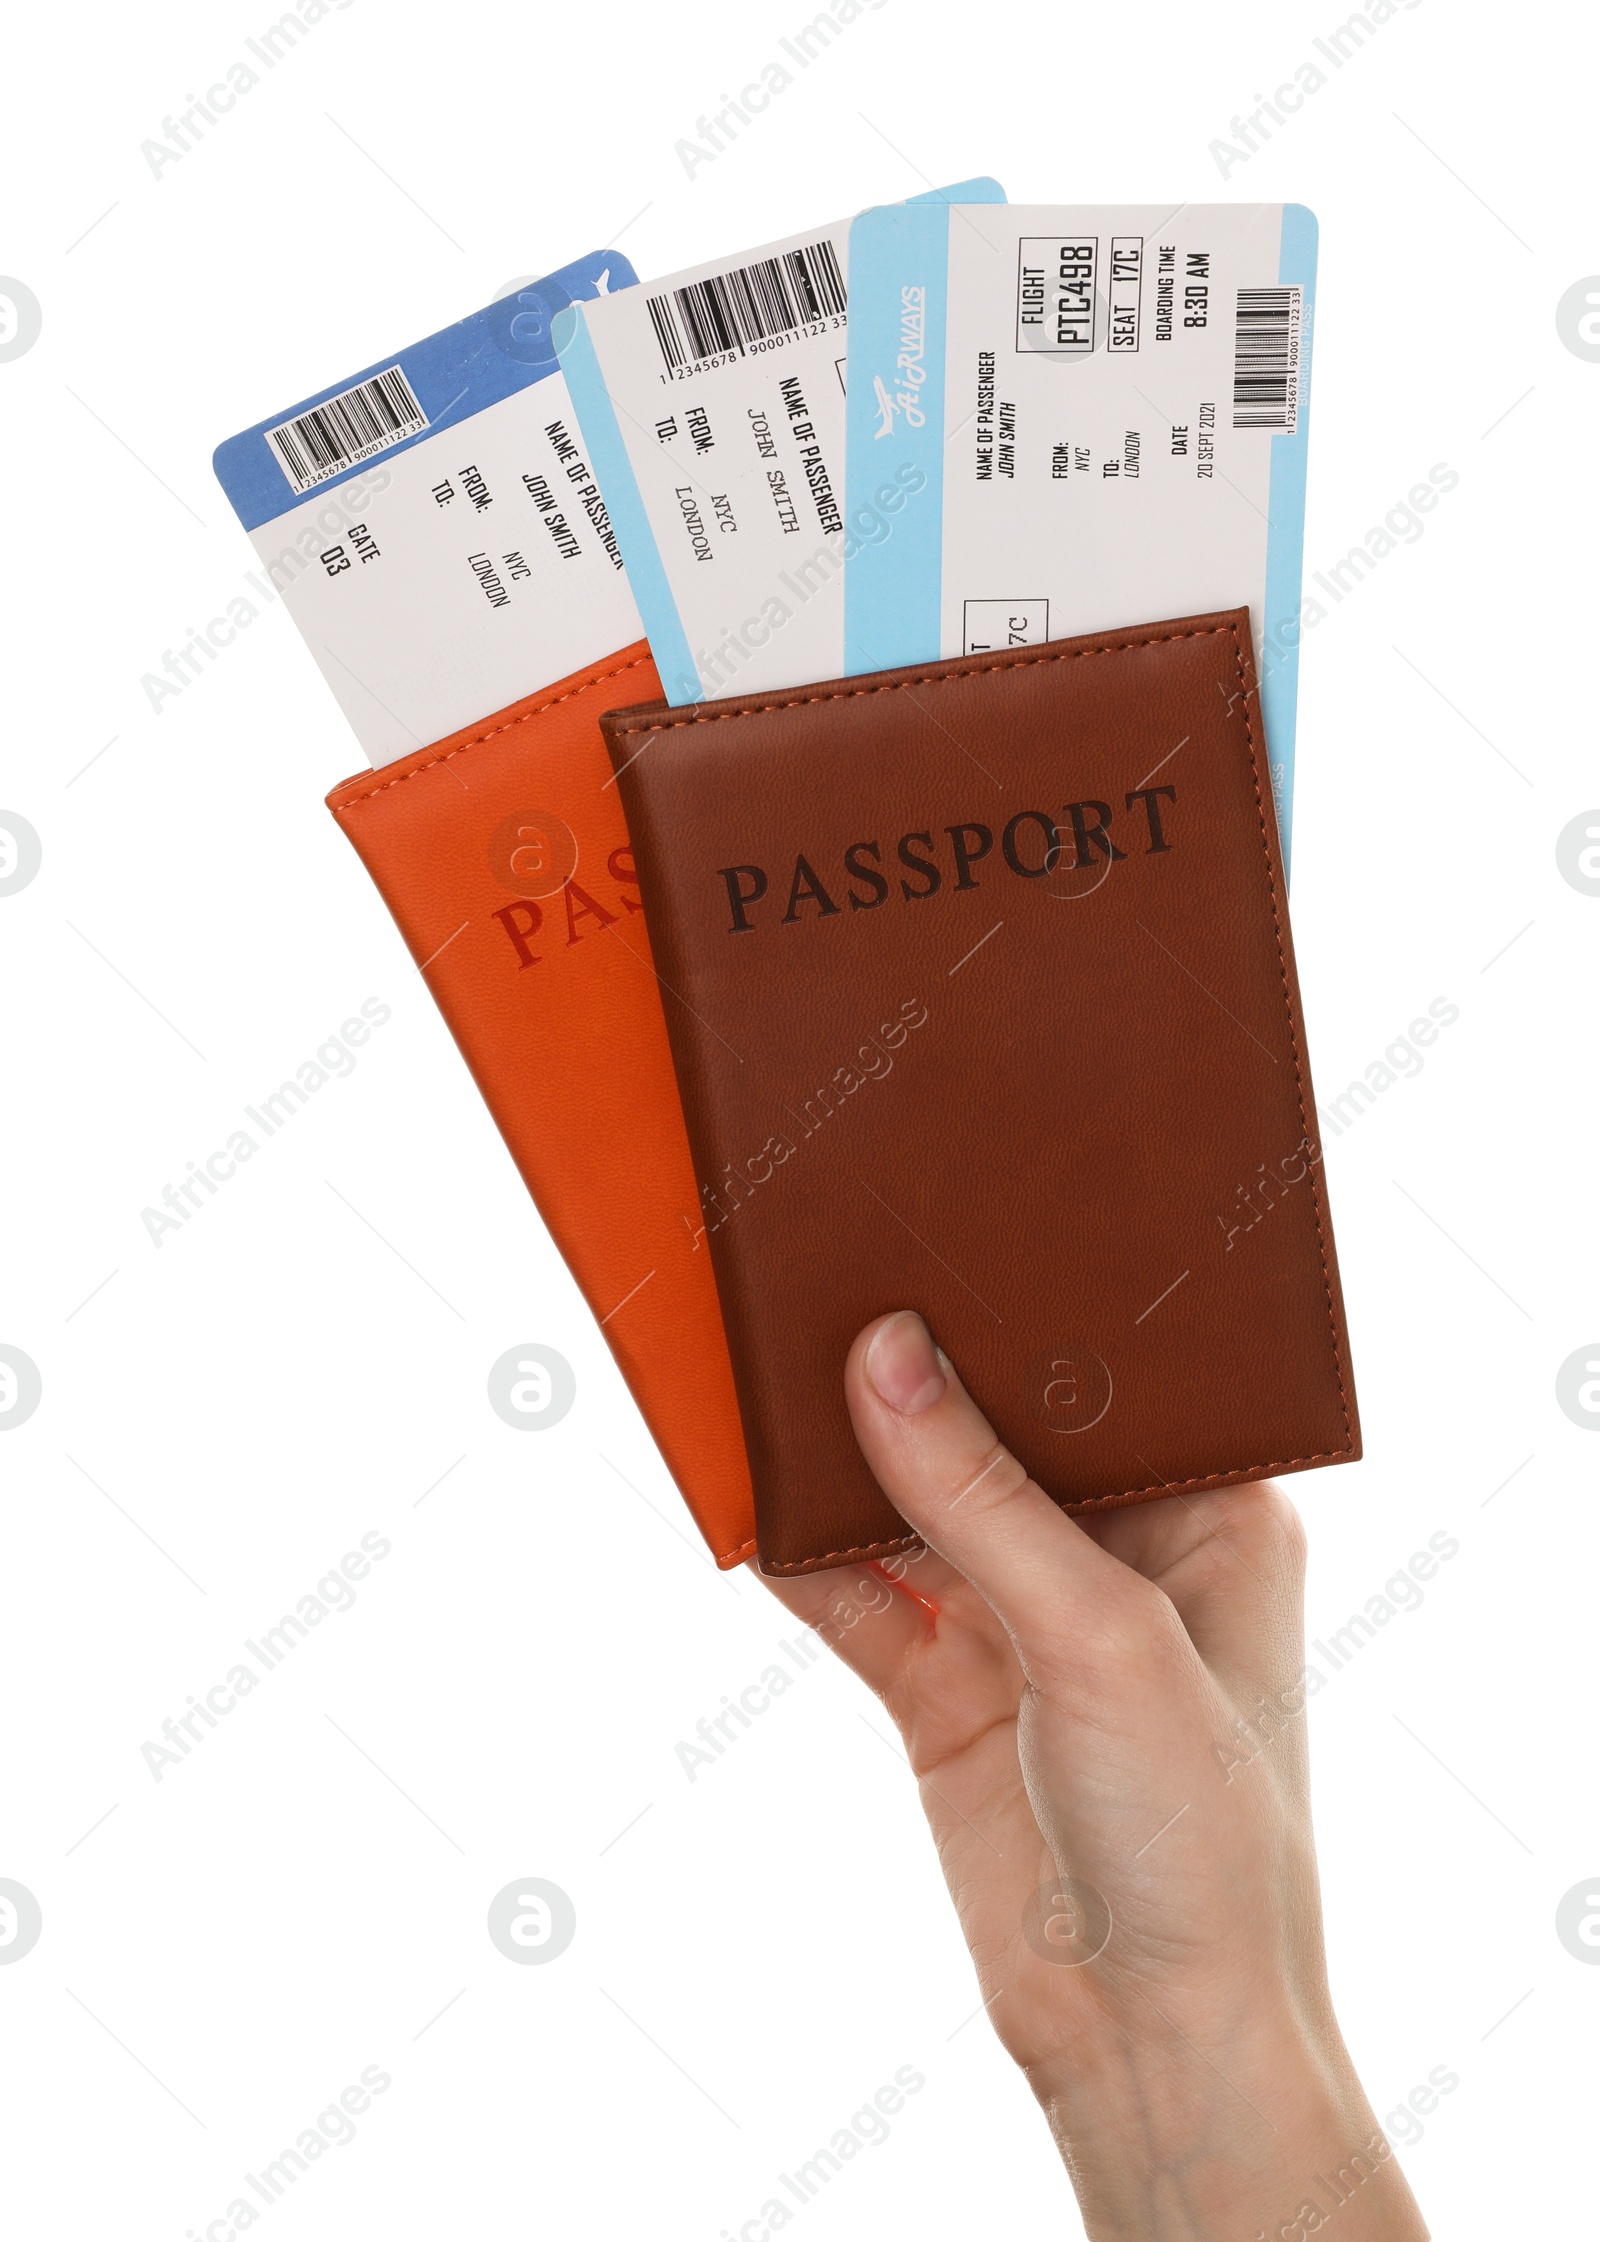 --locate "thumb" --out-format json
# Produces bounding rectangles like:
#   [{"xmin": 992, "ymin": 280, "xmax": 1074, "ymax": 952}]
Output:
[{"xmin": 845, "ymin": 1312, "xmax": 1138, "ymax": 1654}]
